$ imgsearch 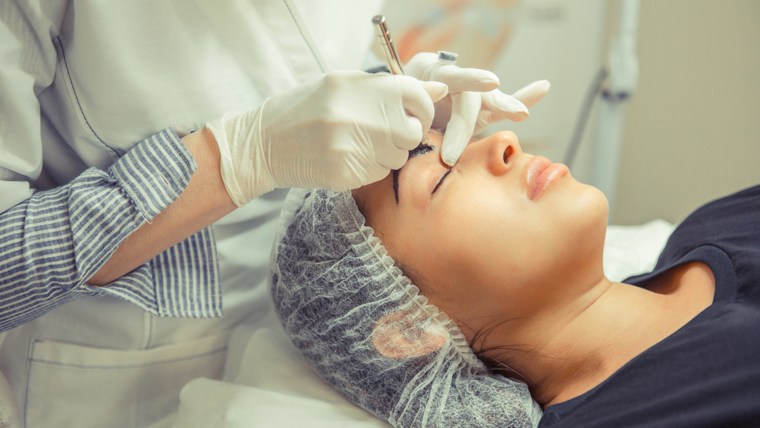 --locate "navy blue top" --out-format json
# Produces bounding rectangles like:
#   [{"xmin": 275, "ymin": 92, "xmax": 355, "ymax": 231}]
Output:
[{"xmin": 540, "ymin": 185, "xmax": 760, "ymax": 427}]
